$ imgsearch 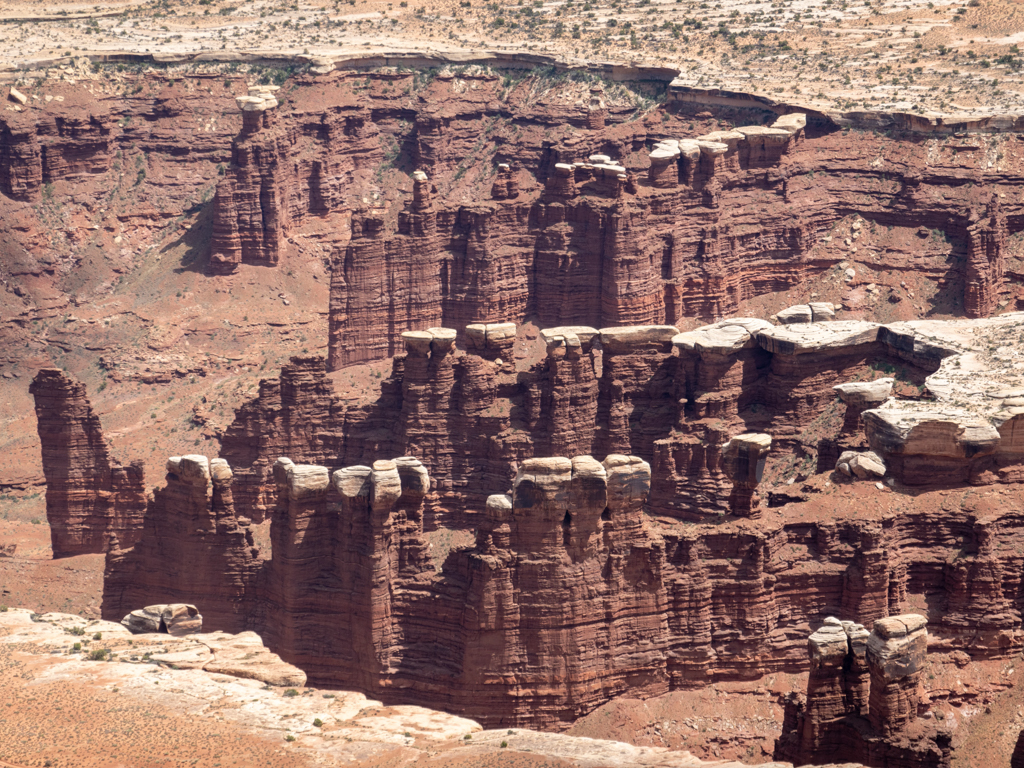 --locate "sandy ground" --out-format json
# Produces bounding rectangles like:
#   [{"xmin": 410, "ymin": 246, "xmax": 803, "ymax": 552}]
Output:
[{"xmin": 4, "ymin": 0, "xmax": 1024, "ymax": 116}]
